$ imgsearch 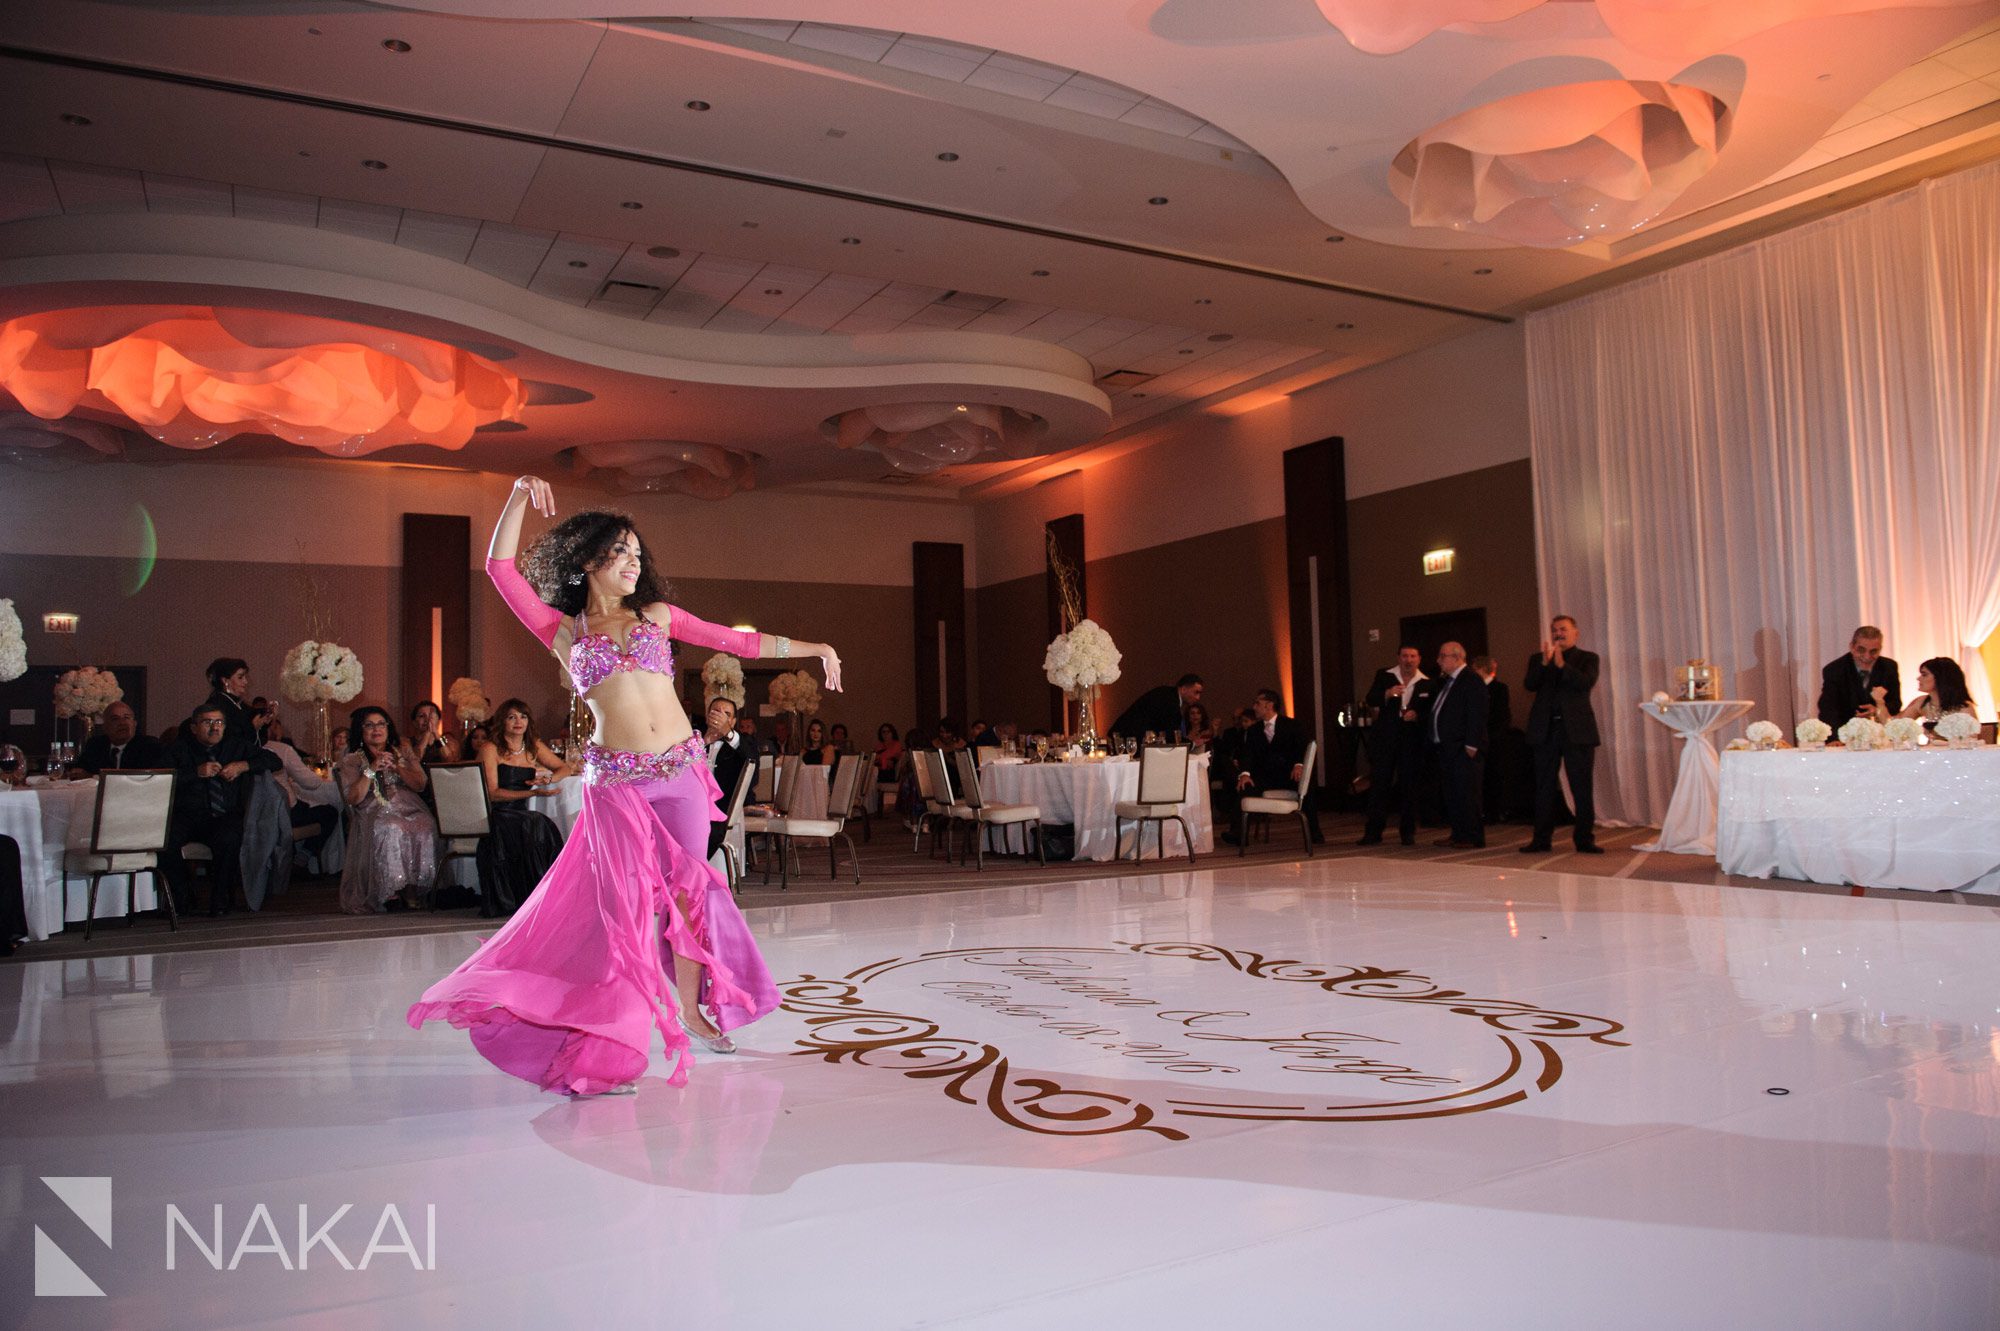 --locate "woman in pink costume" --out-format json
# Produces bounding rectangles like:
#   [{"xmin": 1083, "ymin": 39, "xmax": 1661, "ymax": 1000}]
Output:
[{"xmin": 408, "ymin": 475, "xmax": 841, "ymax": 1096}]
